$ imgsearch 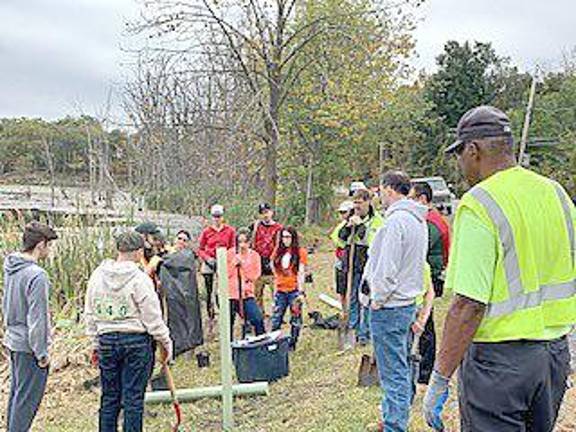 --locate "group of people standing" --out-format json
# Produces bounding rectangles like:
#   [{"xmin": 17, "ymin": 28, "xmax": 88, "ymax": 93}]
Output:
[
  {"xmin": 1, "ymin": 202, "xmax": 308, "ymax": 432},
  {"xmin": 2, "ymin": 105, "xmax": 575, "ymax": 432},
  {"xmin": 196, "ymin": 202, "xmax": 308, "ymax": 348},
  {"xmin": 328, "ymin": 105, "xmax": 575, "ymax": 432},
  {"xmin": 330, "ymin": 172, "xmax": 451, "ymax": 431}
]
